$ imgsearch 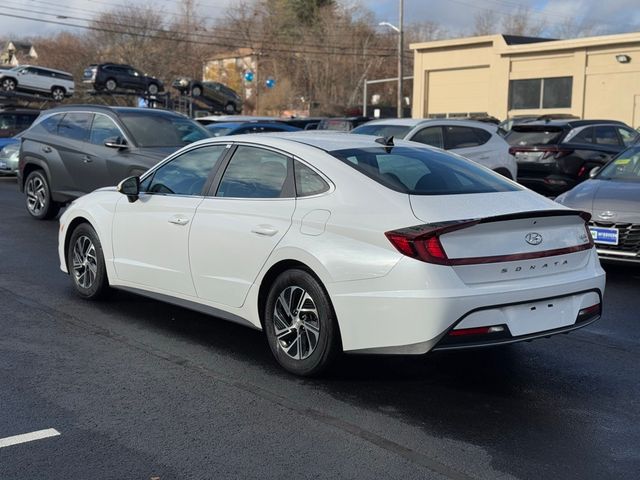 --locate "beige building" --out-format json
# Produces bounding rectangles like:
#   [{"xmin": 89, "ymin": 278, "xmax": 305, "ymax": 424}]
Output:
[{"xmin": 410, "ymin": 32, "xmax": 640, "ymax": 127}]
